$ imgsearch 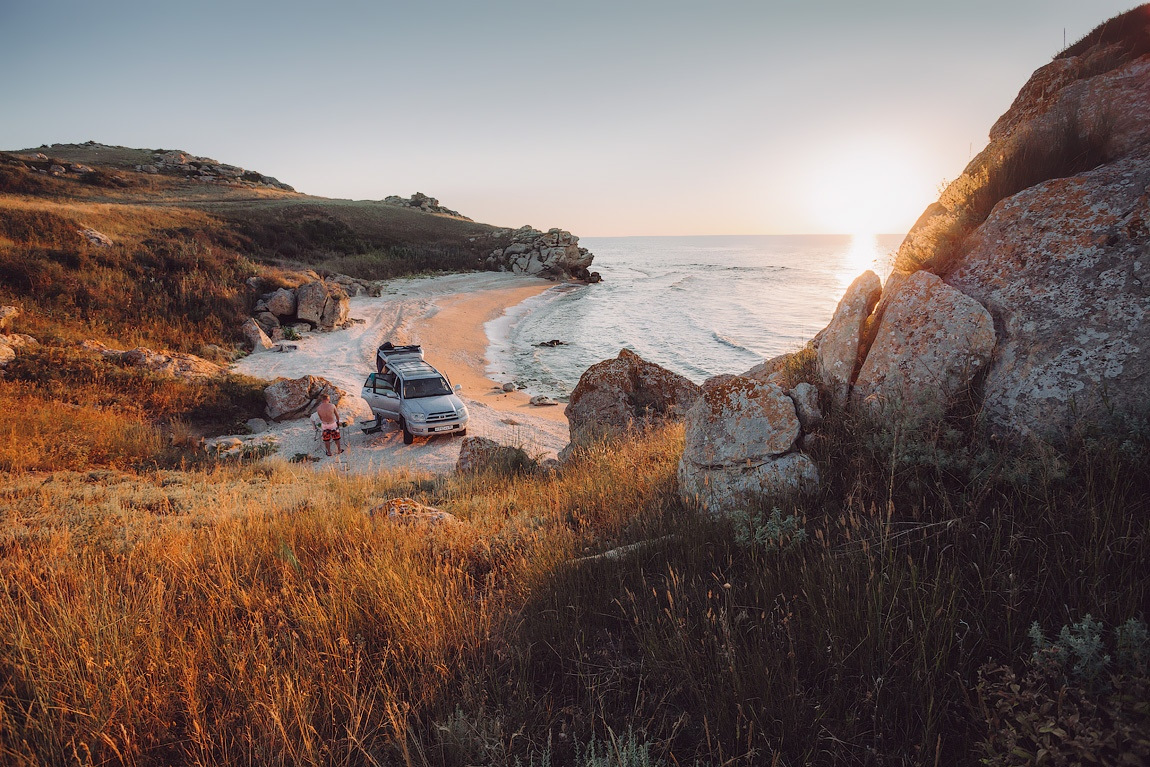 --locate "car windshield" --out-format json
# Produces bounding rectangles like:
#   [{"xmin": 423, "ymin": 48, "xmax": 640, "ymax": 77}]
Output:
[{"xmin": 404, "ymin": 377, "xmax": 452, "ymax": 399}]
